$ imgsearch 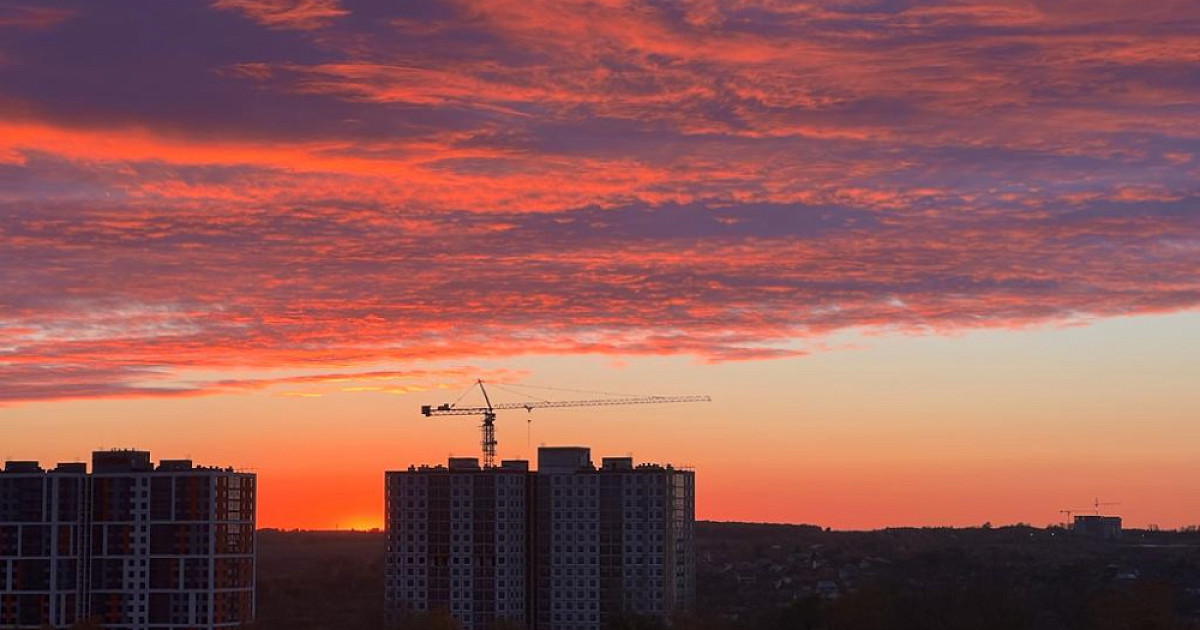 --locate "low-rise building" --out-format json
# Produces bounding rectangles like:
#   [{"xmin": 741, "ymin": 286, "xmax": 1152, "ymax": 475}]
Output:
[{"xmin": 1074, "ymin": 515, "xmax": 1122, "ymax": 540}]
